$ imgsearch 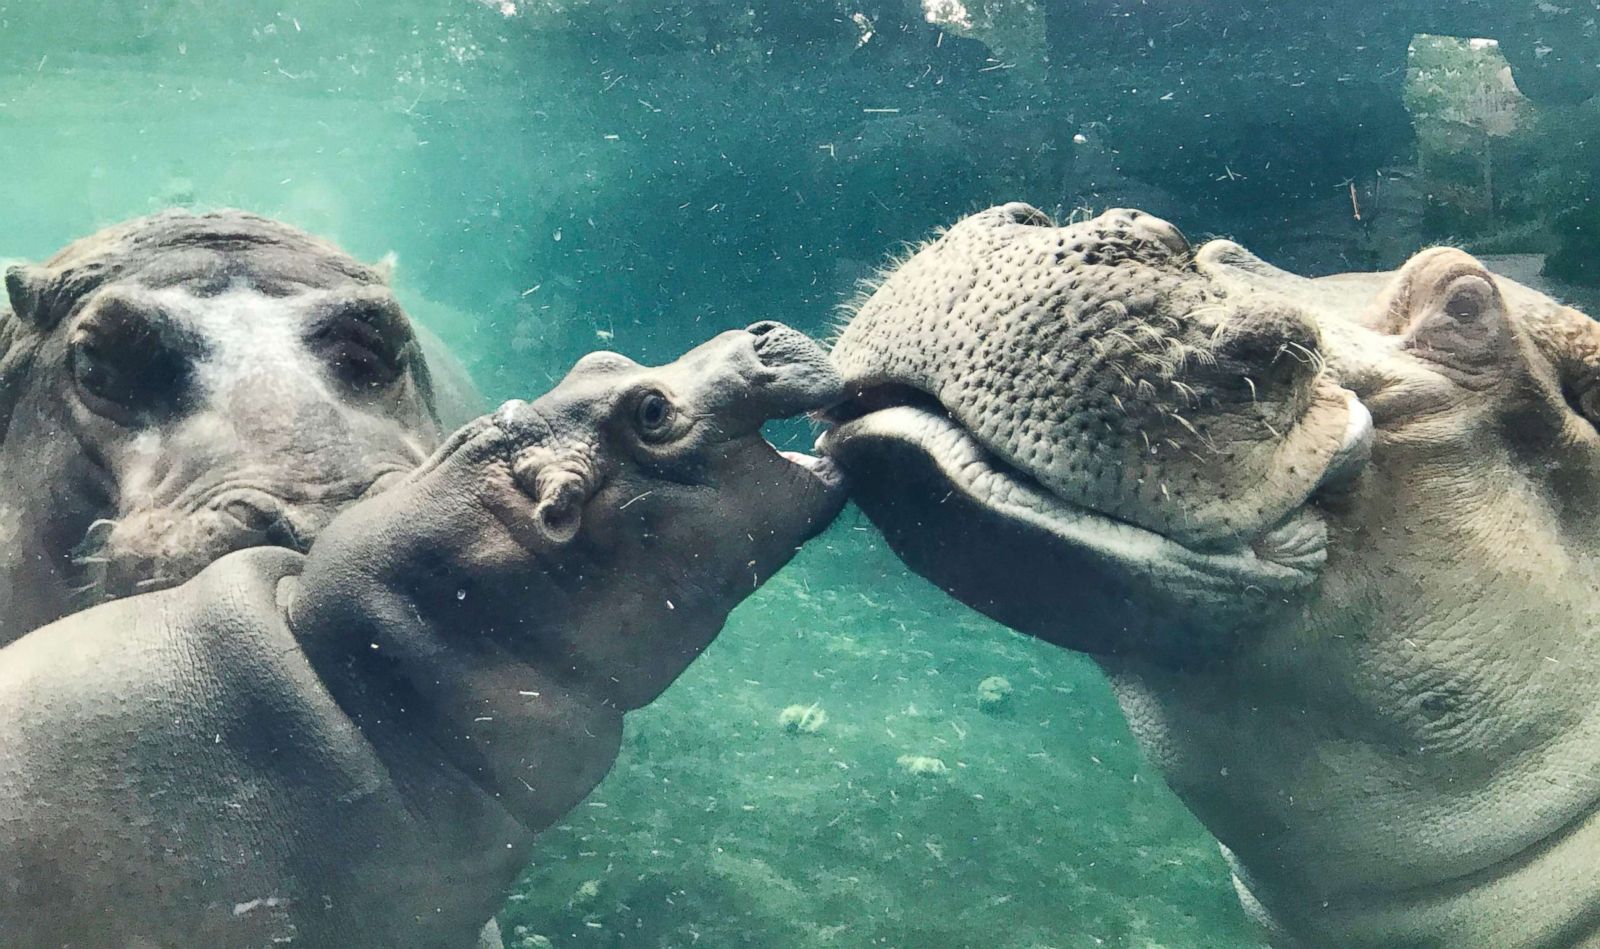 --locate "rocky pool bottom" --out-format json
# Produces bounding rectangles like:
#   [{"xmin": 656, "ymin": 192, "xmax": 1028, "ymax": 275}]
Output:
[{"xmin": 502, "ymin": 510, "xmax": 1262, "ymax": 949}]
